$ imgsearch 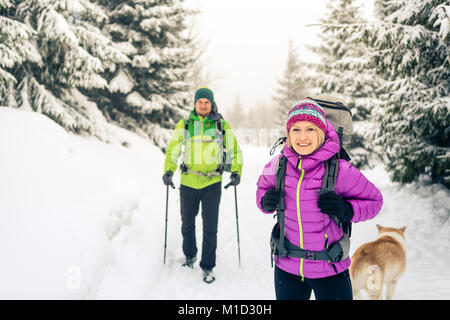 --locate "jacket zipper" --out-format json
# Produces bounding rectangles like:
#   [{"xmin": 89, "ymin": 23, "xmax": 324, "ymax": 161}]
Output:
[
  {"xmin": 325, "ymin": 234, "xmax": 330, "ymax": 263},
  {"xmin": 296, "ymin": 156, "xmax": 305, "ymax": 281}
]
